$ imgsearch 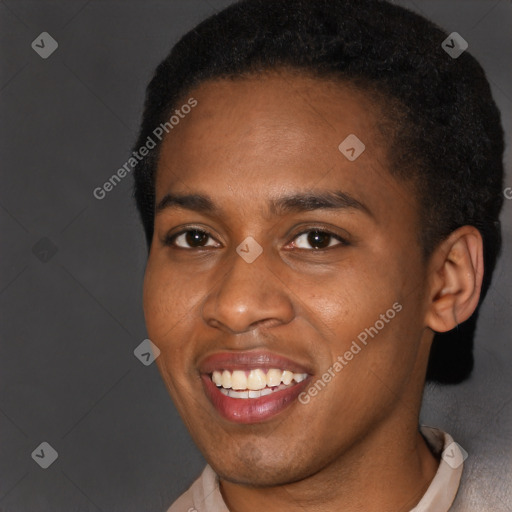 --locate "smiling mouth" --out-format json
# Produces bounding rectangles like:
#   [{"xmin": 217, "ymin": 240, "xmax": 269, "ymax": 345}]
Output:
[
  {"xmin": 199, "ymin": 351, "xmax": 312, "ymax": 423},
  {"xmin": 210, "ymin": 368, "xmax": 308, "ymax": 399}
]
